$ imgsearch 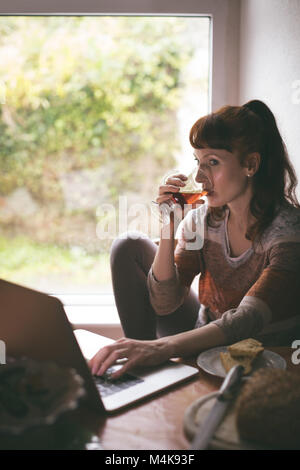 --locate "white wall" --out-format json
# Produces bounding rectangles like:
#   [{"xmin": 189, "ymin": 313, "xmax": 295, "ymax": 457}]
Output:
[{"xmin": 239, "ymin": 0, "xmax": 300, "ymax": 193}]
